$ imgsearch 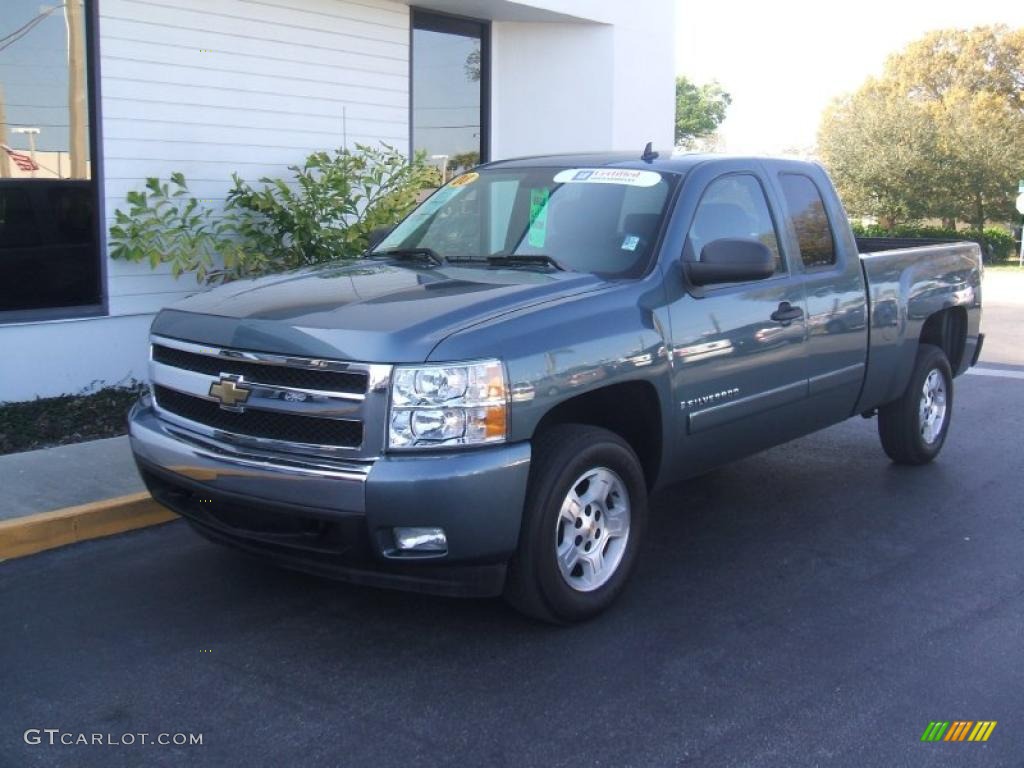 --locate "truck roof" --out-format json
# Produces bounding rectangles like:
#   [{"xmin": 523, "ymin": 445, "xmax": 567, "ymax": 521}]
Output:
[{"xmin": 481, "ymin": 151, "xmax": 822, "ymax": 175}]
